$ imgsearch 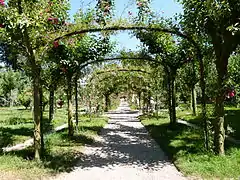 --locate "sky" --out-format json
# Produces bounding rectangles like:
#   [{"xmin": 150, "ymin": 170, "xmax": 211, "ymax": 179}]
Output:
[{"xmin": 69, "ymin": 0, "xmax": 183, "ymax": 51}]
